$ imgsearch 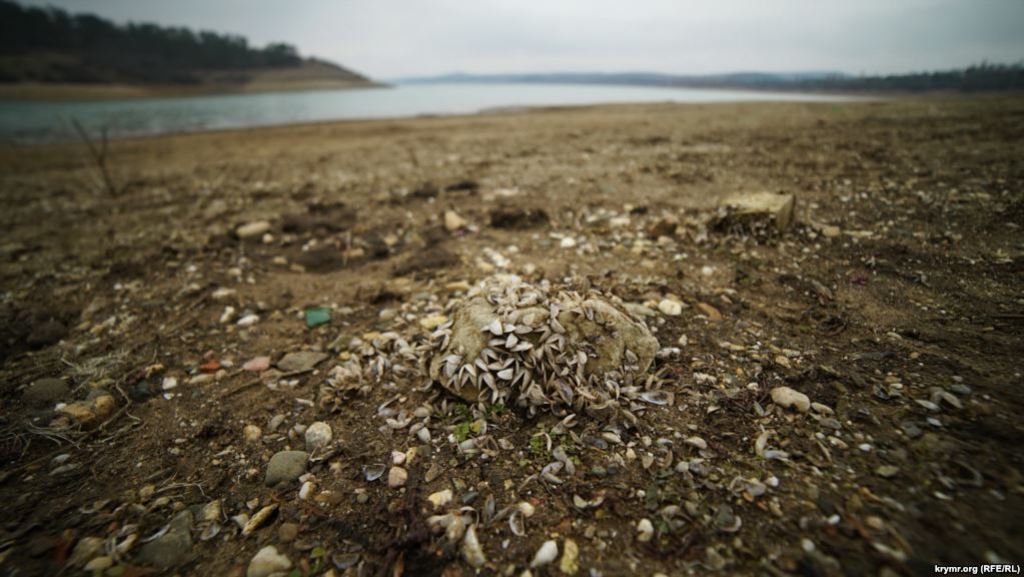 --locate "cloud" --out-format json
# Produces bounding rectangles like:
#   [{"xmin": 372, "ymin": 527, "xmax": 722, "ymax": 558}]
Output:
[{"xmin": 21, "ymin": 0, "xmax": 1024, "ymax": 77}]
